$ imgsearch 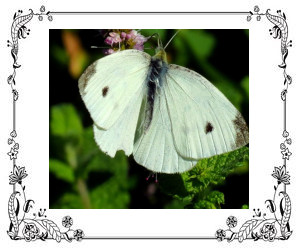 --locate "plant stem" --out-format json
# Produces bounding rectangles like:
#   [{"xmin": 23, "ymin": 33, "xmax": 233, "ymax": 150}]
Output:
[{"xmin": 76, "ymin": 178, "xmax": 91, "ymax": 209}]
